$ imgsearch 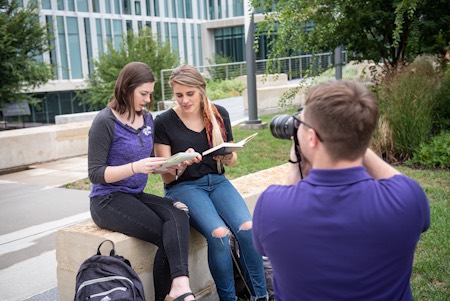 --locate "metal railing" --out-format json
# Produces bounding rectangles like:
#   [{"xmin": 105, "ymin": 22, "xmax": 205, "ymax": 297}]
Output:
[{"xmin": 160, "ymin": 51, "xmax": 347, "ymax": 101}]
